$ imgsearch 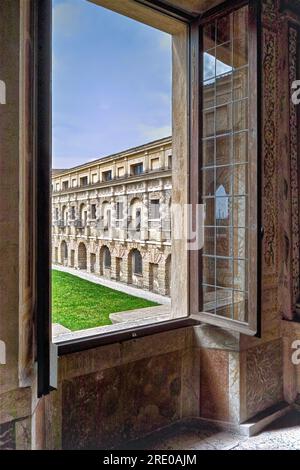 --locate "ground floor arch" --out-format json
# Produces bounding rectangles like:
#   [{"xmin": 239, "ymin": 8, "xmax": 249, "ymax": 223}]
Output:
[
  {"xmin": 78, "ymin": 242, "xmax": 87, "ymax": 270},
  {"xmin": 60, "ymin": 240, "xmax": 68, "ymax": 266}
]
